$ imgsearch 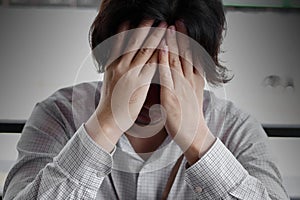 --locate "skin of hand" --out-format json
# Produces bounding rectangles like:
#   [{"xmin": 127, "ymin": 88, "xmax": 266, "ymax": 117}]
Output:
[
  {"xmin": 158, "ymin": 21, "xmax": 216, "ymax": 165},
  {"xmin": 85, "ymin": 20, "xmax": 167, "ymax": 152}
]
